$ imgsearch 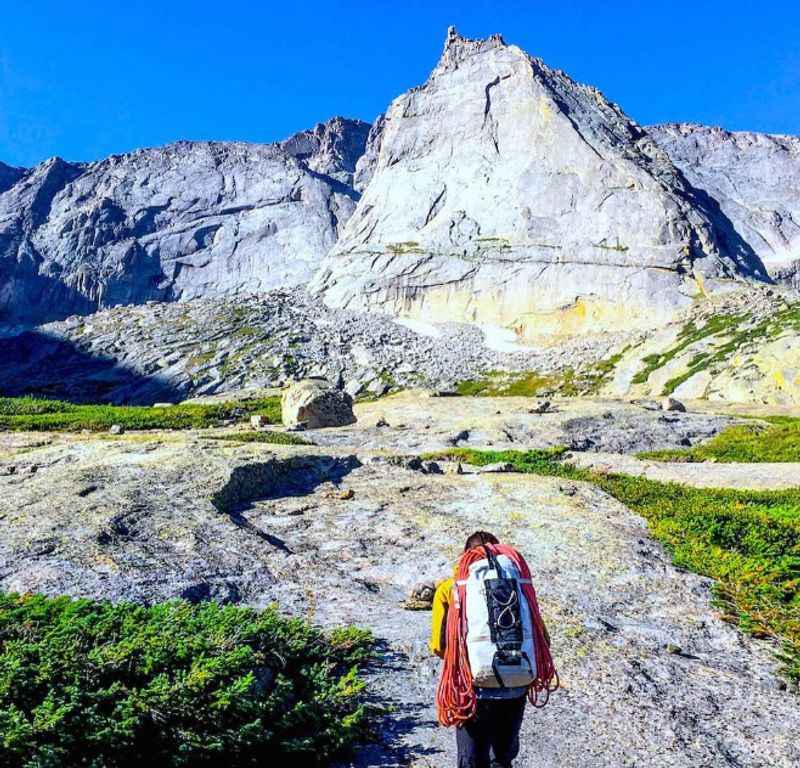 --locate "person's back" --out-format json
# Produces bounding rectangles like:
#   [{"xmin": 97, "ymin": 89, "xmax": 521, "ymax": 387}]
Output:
[{"xmin": 430, "ymin": 531, "xmax": 558, "ymax": 768}]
